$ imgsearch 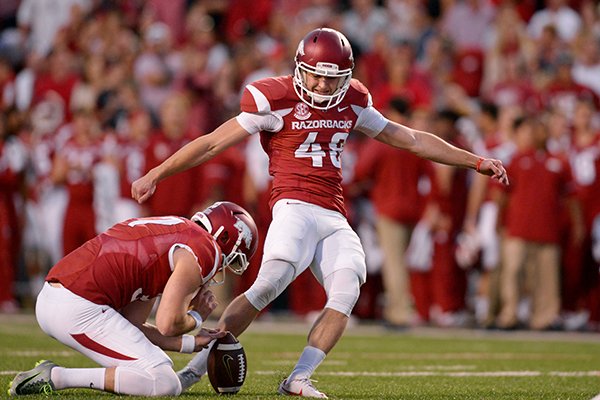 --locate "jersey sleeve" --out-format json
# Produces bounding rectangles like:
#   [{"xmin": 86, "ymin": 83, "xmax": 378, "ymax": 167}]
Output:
[
  {"xmin": 238, "ymin": 80, "xmax": 286, "ymax": 134},
  {"xmin": 168, "ymin": 243, "xmax": 198, "ymax": 272},
  {"xmin": 346, "ymin": 79, "xmax": 388, "ymax": 138},
  {"xmin": 169, "ymin": 239, "xmax": 222, "ymax": 285},
  {"xmin": 354, "ymin": 105, "xmax": 389, "ymax": 138},
  {"xmin": 236, "ymin": 112, "xmax": 283, "ymax": 134}
]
